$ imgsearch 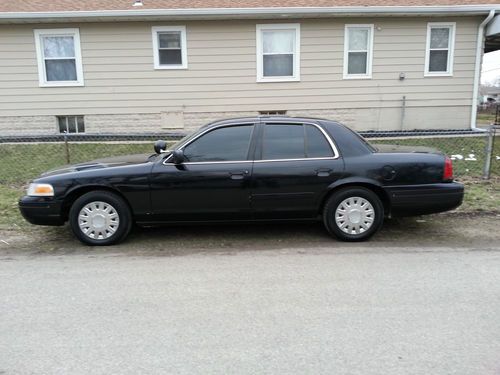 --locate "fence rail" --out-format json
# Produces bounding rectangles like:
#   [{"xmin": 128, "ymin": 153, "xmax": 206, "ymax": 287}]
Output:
[{"xmin": 0, "ymin": 128, "xmax": 498, "ymax": 187}]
